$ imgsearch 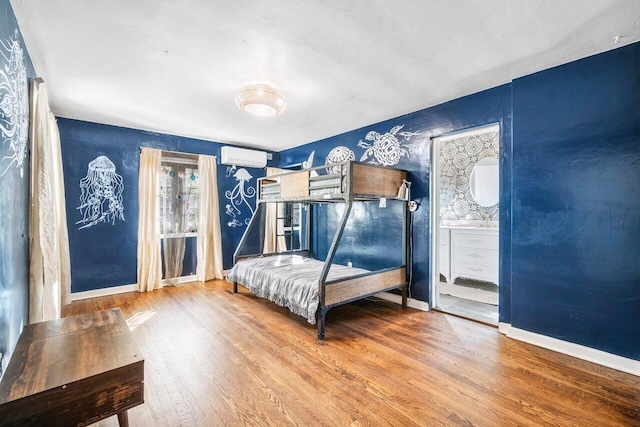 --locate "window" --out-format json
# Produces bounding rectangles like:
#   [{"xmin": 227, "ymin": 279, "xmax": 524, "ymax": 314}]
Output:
[
  {"xmin": 278, "ymin": 202, "xmax": 302, "ymax": 251},
  {"xmin": 160, "ymin": 158, "xmax": 199, "ymax": 237}
]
